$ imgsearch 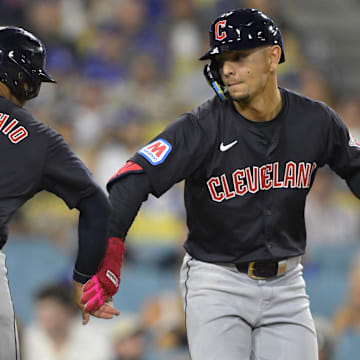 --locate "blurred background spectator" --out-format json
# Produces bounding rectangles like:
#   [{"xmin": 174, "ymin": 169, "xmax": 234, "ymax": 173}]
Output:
[
  {"xmin": 331, "ymin": 256, "xmax": 360, "ymax": 360},
  {"xmin": 313, "ymin": 316, "xmax": 336, "ymax": 360},
  {"xmin": 141, "ymin": 291, "xmax": 188, "ymax": 358},
  {"xmin": 1, "ymin": 0, "xmax": 360, "ymax": 359},
  {"xmin": 108, "ymin": 314, "xmax": 146, "ymax": 360},
  {"xmin": 22, "ymin": 283, "xmax": 111, "ymax": 360}
]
